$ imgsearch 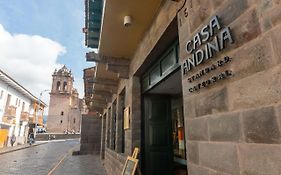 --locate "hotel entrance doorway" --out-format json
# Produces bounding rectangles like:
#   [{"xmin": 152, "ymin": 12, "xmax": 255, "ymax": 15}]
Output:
[{"xmin": 143, "ymin": 70, "xmax": 187, "ymax": 175}]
